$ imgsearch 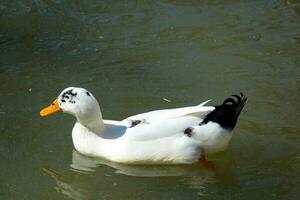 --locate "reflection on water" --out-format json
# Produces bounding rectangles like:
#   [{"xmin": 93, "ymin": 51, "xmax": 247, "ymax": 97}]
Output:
[
  {"xmin": 70, "ymin": 150, "xmax": 213, "ymax": 177},
  {"xmin": 43, "ymin": 150, "xmax": 218, "ymax": 199},
  {"xmin": 43, "ymin": 166, "xmax": 86, "ymax": 200}
]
